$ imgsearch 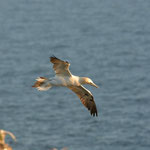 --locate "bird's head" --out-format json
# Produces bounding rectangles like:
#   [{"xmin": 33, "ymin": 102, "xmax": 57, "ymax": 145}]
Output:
[{"xmin": 80, "ymin": 77, "xmax": 99, "ymax": 88}]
